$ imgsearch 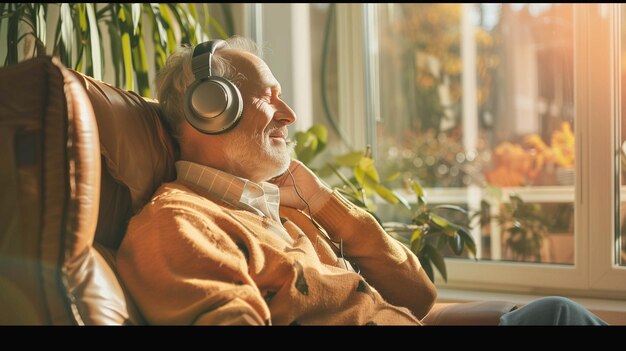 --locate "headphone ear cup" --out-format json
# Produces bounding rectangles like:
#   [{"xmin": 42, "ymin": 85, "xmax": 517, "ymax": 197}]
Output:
[{"xmin": 184, "ymin": 76, "xmax": 243, "ymax": 134}]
